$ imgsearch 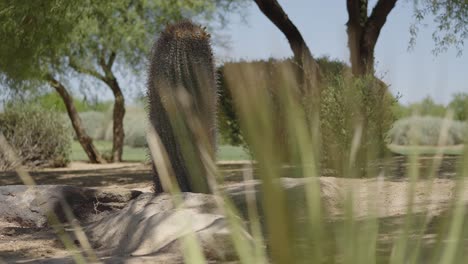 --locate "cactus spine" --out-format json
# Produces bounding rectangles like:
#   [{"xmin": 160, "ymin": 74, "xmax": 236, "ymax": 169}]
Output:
[{"xmin": 147, "ymin": 21, "xmax": 217, "ymax": 193}]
